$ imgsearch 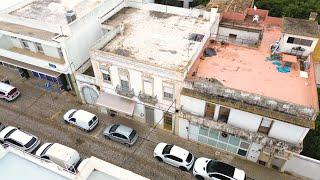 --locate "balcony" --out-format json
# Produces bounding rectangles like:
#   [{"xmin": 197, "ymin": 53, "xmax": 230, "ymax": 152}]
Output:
[
  {"xmin": 115, "ymin": 85, "xmax": 134, "ymax": 98},
  {"xmin": 138, "ymin": 91, "xmax": 158, "ymax": 105}
]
